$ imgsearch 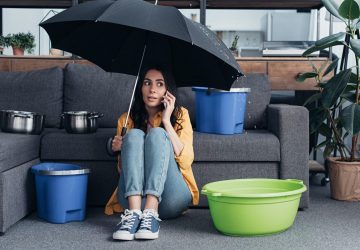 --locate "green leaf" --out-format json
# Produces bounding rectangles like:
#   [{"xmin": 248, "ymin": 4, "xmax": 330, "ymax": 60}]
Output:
[
  {"xmin": 303, "ymin": 92, "xmax": 322, "ymax": 107},
  {"xmin": 323, "ymin": 0, "xmax": 346, "ymax": 22},
  {"xmin": 297, "ymin": 72, "xmax": 318, "ymax": 82},
  {"xmin": 315, "ymin": 32, "xmax": 345, "ymax": 47},
  {"xmin": 321, "ymin": 69, "xmax": 352, "ymax": 108},
  {"xmin": 302, "ymin": 41, "xmax": 345, "ymax": 57},
  {"xmin": 350, "ymin": 39, "xmax": 360, "ymax": 57},
  {"xmin": 323, "ymin": 58, "xmax": 339, "ymax": 76},
  {"xmin": 349, "ymin": 72, "xmax": 359, "ymax": 83},
  {"xmin": 339, "ymin": 0, "xmax": 360, "ymax": 20},
  {"xmin": 341, "ymin": 84, "xmax": 357, "ymax": 102},
  {"xmin": 318, "ymin": 82, "xmax": 327, "ymax": 88},
  {"xmin": 314, "ymin": 139, "xmax": 331, "ymax": 150},
  {"xmin": 340, "ymin": 103, "xmax": 360, "ymax": 135},
  {"xmin": 323, "ymin": 143, "xmax": 335, "ymax": 158},
  {"xmin": 342, "ymin": 92, "xmax": 357, "ymax": 102},
  {"xmin": 310, "ymin": 108, "xmax": 328, "ymax": 134},
  {"xmin": 318, "ymin": 123, "xmax": 333, "ymax": 138}
]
